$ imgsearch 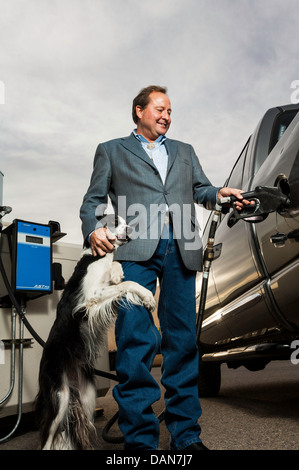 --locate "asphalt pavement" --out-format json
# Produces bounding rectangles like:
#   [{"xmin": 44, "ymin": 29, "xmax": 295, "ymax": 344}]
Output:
[{"xmin": 1, "ymin": 360, "xmax": 299, "ymax": 451}]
